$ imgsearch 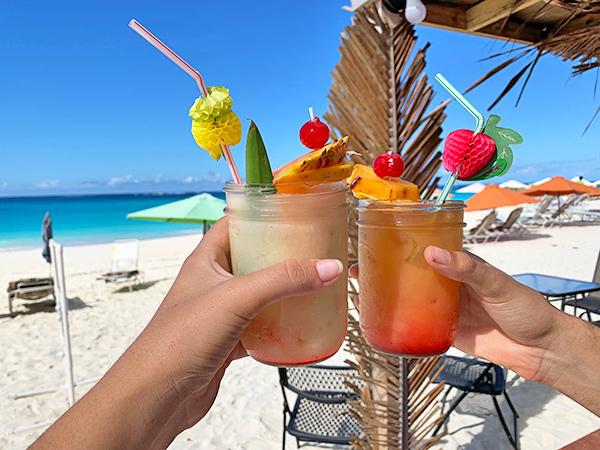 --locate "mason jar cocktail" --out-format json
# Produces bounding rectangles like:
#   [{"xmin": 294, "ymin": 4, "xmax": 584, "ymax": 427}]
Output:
[
  {"xmin": 357, "ymin": 200, "xmax": 465, "ymax": 357},
  {"xmin": 224, "ymin": 180, "xmax": 348, "ymax": 366}
]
